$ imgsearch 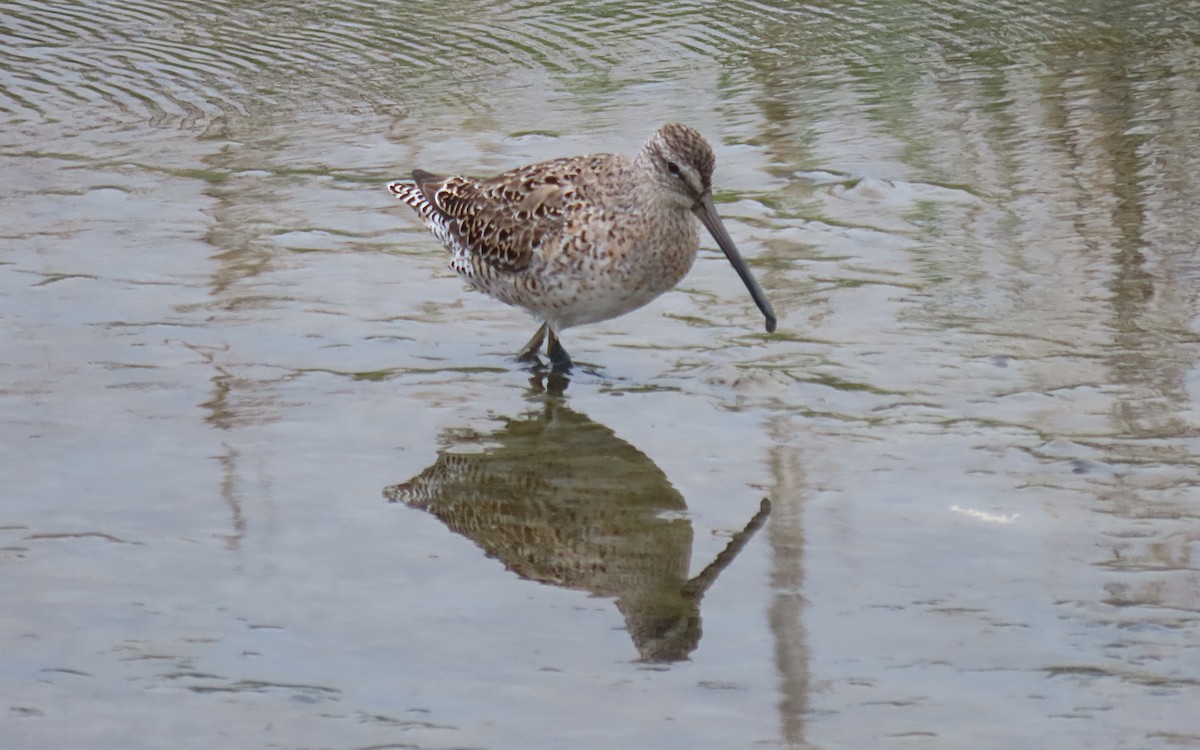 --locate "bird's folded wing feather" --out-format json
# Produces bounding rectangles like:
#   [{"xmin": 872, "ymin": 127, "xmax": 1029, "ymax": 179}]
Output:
[{"xmin": 394, "ymin": 157, "xmax": 606, "ymax": 274}]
